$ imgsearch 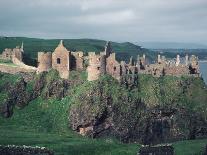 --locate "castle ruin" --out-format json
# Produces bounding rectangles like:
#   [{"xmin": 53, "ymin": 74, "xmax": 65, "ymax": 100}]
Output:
[
  {"xmin": 0, "ymin": 40, "xmax": 200, "ymax": 80},
  {"xmin": 37, "ymin": 40, "xmax": 84, "ymax": 79}
]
